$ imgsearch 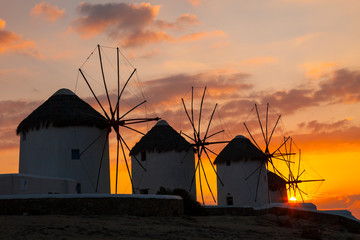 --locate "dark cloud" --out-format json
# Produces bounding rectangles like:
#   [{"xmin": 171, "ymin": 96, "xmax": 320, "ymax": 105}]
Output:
[
  {"xmin": 314, "ymin": 68, "xmax": 360, "ymax": 103},
  {"xmin": 70, "ymin": 2, "xmax": 209, "ymax": 48}
]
